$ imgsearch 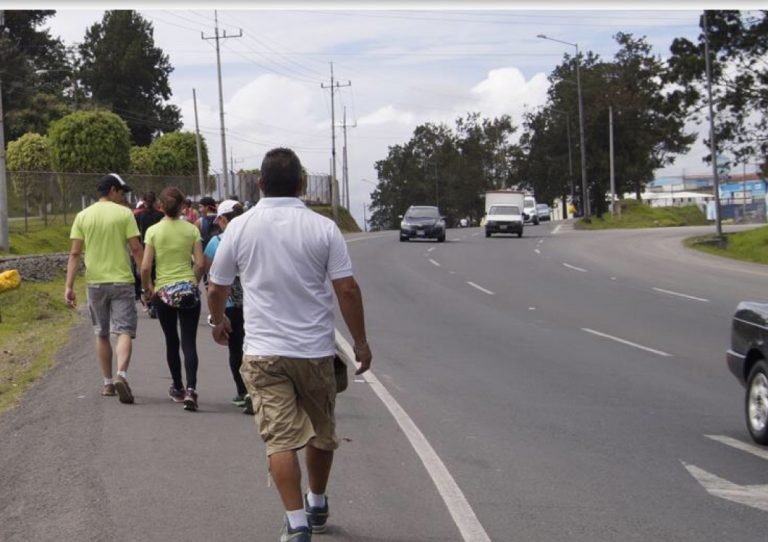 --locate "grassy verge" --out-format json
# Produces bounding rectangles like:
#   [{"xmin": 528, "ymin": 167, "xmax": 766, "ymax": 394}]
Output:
[
  {"xmin": 0, "ymin": 274, "xmax": 86, "ymax": 413},
  {"xmin": 576, "ymin": 200, "xmax": 709, "ymax": 230},
  {"xmin": 3, "ymin": 223, "xmax": 73, "ymax": 255},
  {"xmin": 684, "ymin": 225, "xmax": 768, "ymax": 265}
]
